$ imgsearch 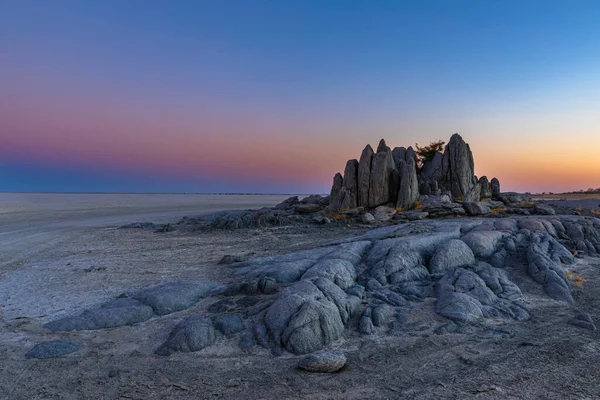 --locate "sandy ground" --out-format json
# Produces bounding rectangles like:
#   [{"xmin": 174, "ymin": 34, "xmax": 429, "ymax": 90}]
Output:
[{"xmin": 1, "ymin": 193, "xmax": 600, "ymax": 399}]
